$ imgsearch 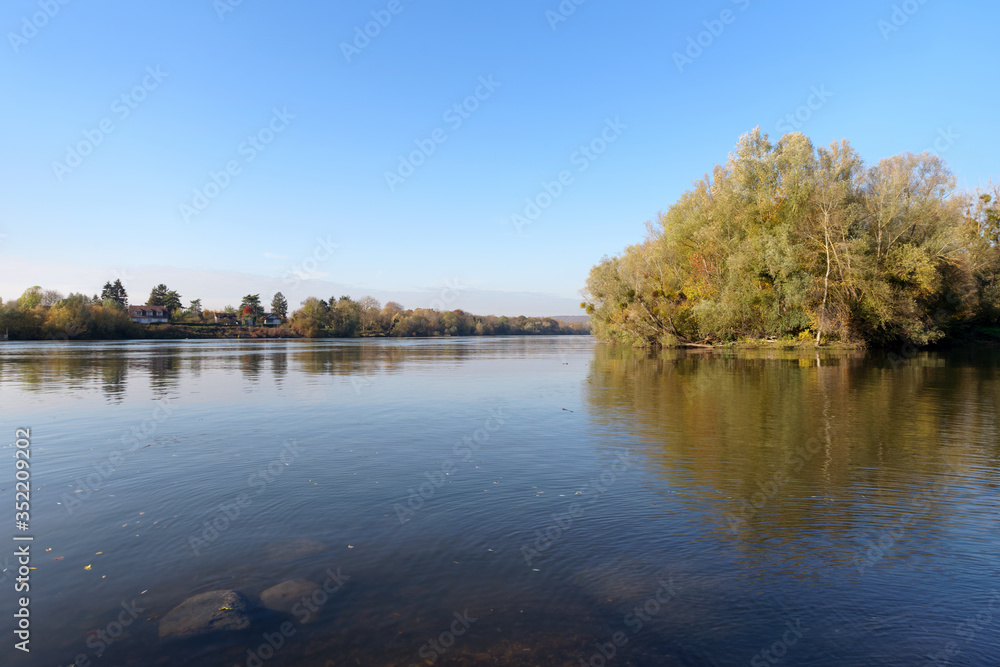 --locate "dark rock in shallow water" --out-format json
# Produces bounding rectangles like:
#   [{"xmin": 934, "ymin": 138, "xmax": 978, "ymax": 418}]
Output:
[
  {"xmin": 159, "ymin": 590, "xmax": 251, "ymax": 639},
  {"xmin": 260, "ymin": 578, "xmax": 321, "ymax": 616}
]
